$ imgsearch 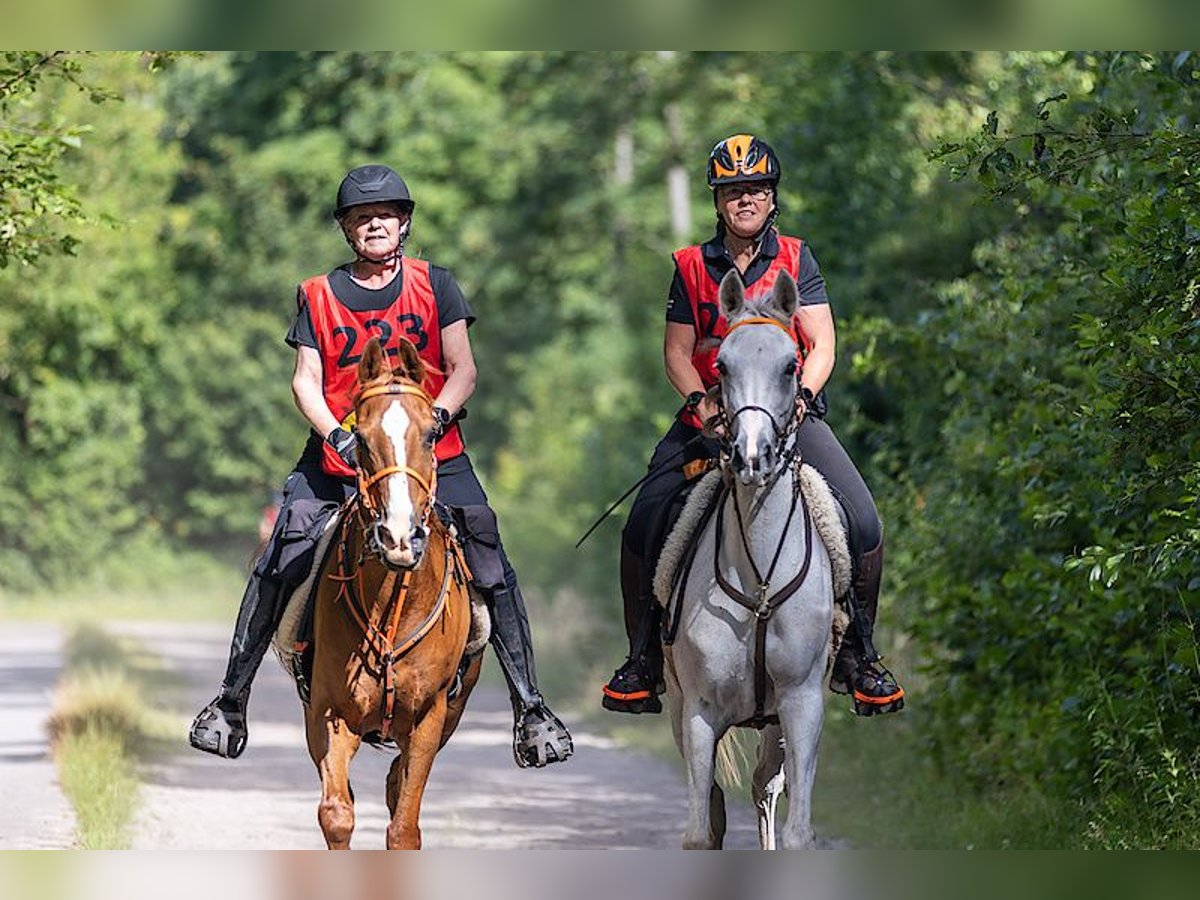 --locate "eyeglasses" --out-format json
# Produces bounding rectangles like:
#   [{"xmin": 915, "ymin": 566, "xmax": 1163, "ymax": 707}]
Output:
[{"xmin": 717, "ymin": 184, "xmax": 773, "ymax": 202}]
